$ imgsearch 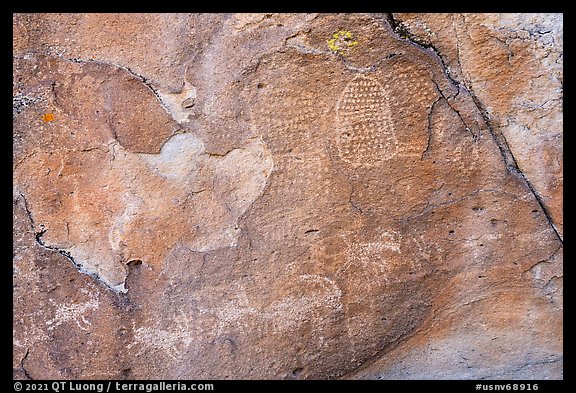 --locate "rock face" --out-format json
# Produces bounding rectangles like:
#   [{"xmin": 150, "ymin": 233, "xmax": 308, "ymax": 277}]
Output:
[
  {"xmin": 13, "ymin": 13, "xmax": 562, "ymax": 380},
  {"xmin": 389, "ymin": 13, "xmax": 563, "ymax": 240}
]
